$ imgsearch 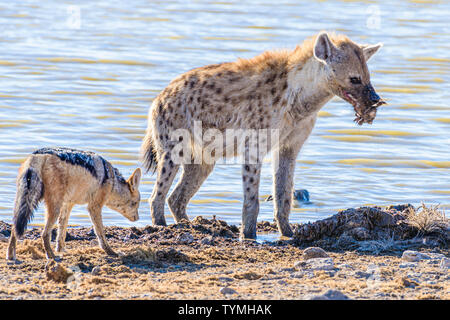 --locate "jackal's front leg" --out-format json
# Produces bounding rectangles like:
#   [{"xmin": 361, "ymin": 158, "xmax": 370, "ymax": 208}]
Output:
[
  {"xmin": 241, "ymin": 163, "xmax": 262, "ymax": 239},
  {"xmin": 272, "ymin": 147, "xmax": 298, "ymax": 237},
  {"xmin": 88, "ymin": 204, "xmax": 117, "ymax": 256}
]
